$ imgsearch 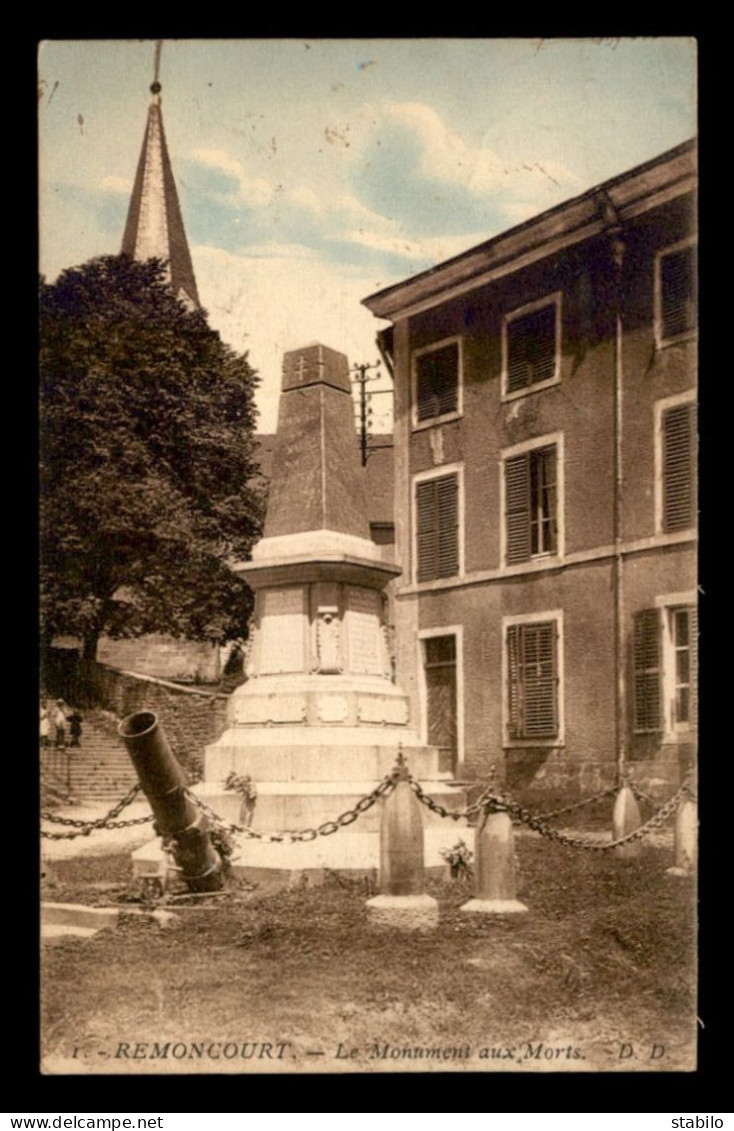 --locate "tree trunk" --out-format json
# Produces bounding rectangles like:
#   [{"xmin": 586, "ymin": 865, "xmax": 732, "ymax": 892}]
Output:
[
  {"xmin": 82, "ymin": 630, "xmax": 100, "ymax": 662},
  {"xmin": 79, "ymin": 628, "xmax": 102, "ymax": 705}
]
